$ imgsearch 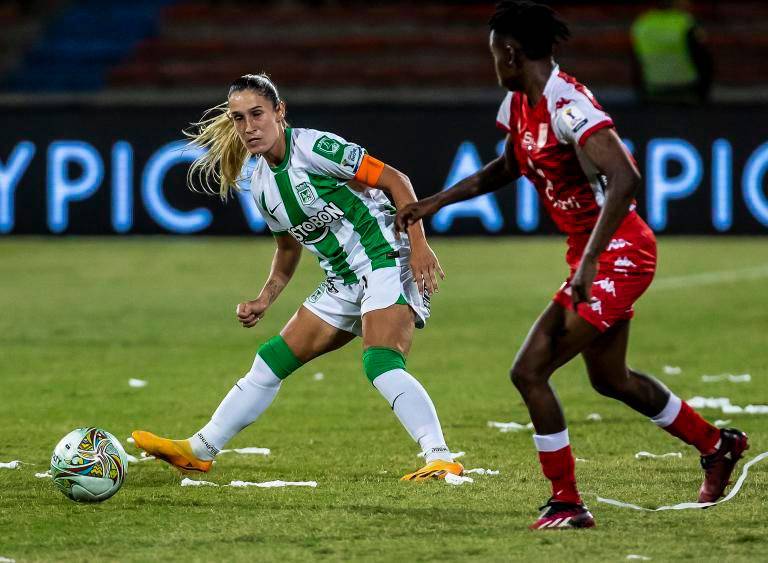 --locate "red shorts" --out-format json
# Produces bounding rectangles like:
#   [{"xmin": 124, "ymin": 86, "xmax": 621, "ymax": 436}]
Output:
[{"xmin": 553, "ymin": 212, "xmax": 657, "ymax": 332}]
